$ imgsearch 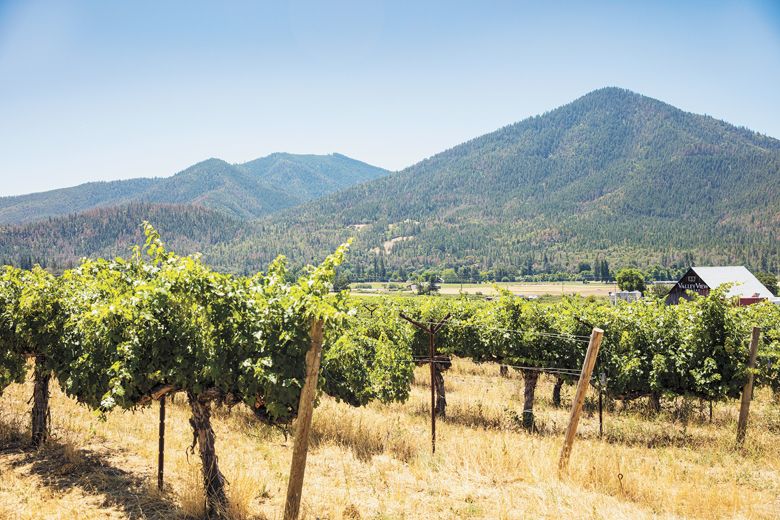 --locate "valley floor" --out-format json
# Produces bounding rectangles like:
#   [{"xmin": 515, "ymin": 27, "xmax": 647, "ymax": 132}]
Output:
[
  {"xmin": 1, "ymin": 359, "xmax": 779, "ymax": 519},
  {"xmin": 351, "ymin": 282, "xmax": 619, "ymax": 298}
]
